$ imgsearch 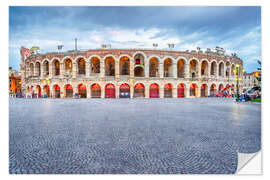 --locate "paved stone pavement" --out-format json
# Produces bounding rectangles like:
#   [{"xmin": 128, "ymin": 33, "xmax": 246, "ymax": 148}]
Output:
[{"xmin": 9, "ymin": 98, "xmax": 261, "ymax": 174}]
